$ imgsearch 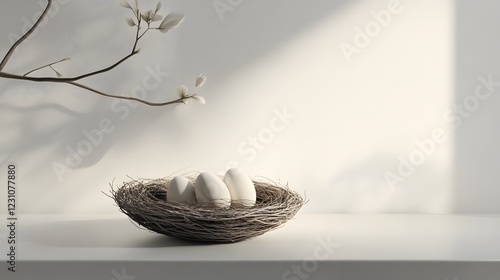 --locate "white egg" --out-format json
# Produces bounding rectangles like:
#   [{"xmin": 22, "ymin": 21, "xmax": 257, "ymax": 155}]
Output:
[
  {"xmin": 194, "ymin": 172, "xmax": 231, "ymax": 208},
  {"xmin": 223, "ymin": 168, "xmax": 256, "ymax": 207},
  {"xmin": 167, "ymin": 176, "xmax": 196, "ymax": 204}
]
